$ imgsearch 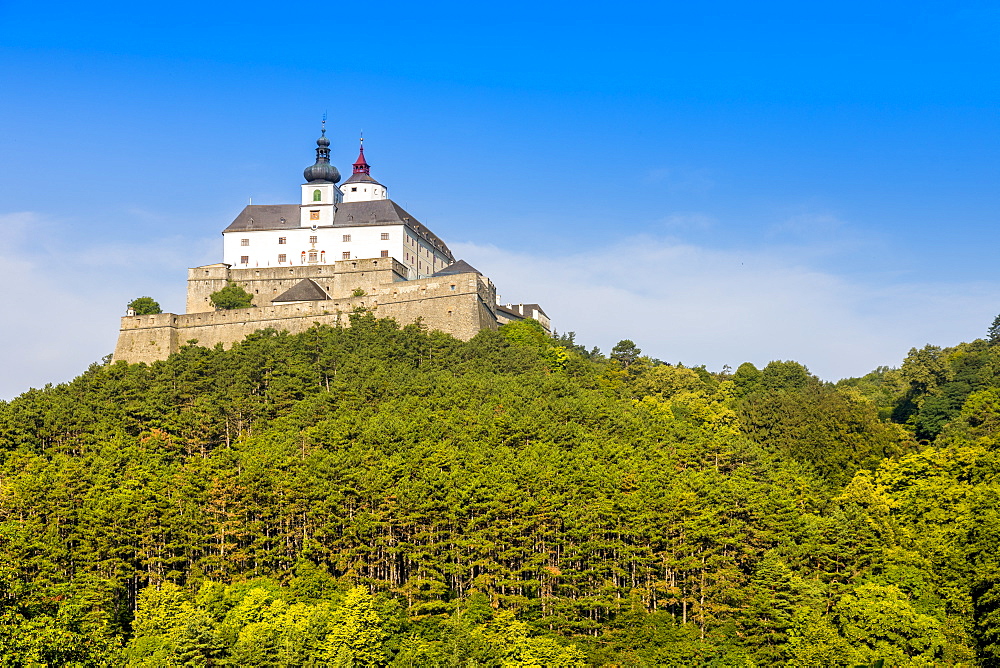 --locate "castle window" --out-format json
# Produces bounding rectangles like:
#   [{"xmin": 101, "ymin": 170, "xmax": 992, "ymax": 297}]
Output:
[
  {"xmin": 309, "ymin": 235, "xmax": 318, "ymax": 244},
  {"xmin": 343, "ymin": 234, "xmax": 351, "ymax": 242},
  {"xmin": 342, "ymin": 251, "xmax": 350, "ymax": 259},
  {"xmin": 278, "ymin": 253, "xmax": 287, "ymax": 263},
  {"xmin": 308, "ymin": 250, "xmax": 318, "ymax": 263},
  {"xmin": 381, "ymin": 232, "xmax": 390, "ymax": 240},
  {"xmin": 278, "ymin": 237, "xmax": 287, "ymax": 244},
  {"xmin": 381, "ymin": 250, "xmax": 389, "ymax": 257},
  {"xmin": 241, "ymin": 239, "xmax": 249, "ymax": 246},
  {"xmin": 313, "ymin": 189, "xmax": 322, "ymax": 201},
  {"xmin": 310, "ymin": 210, "xmax": 320, "ymax": 220},
  {"xmin": 240, "ymin": 256, "xmax": 249, "ymax": 264},
  {"xmin": 450, "ymin": 284, "xmax": 456, "ymax": 291},
  {"xmin": 301, "ymin": 251, "xmax": 306, "ymax": 262},
  {"xmin": 320, "ymin": 251, "xmax": 326, "ymax": 262},
  {"xmin": 351, "ymin": 187, "xmax": 357, "ymax": 192}
]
